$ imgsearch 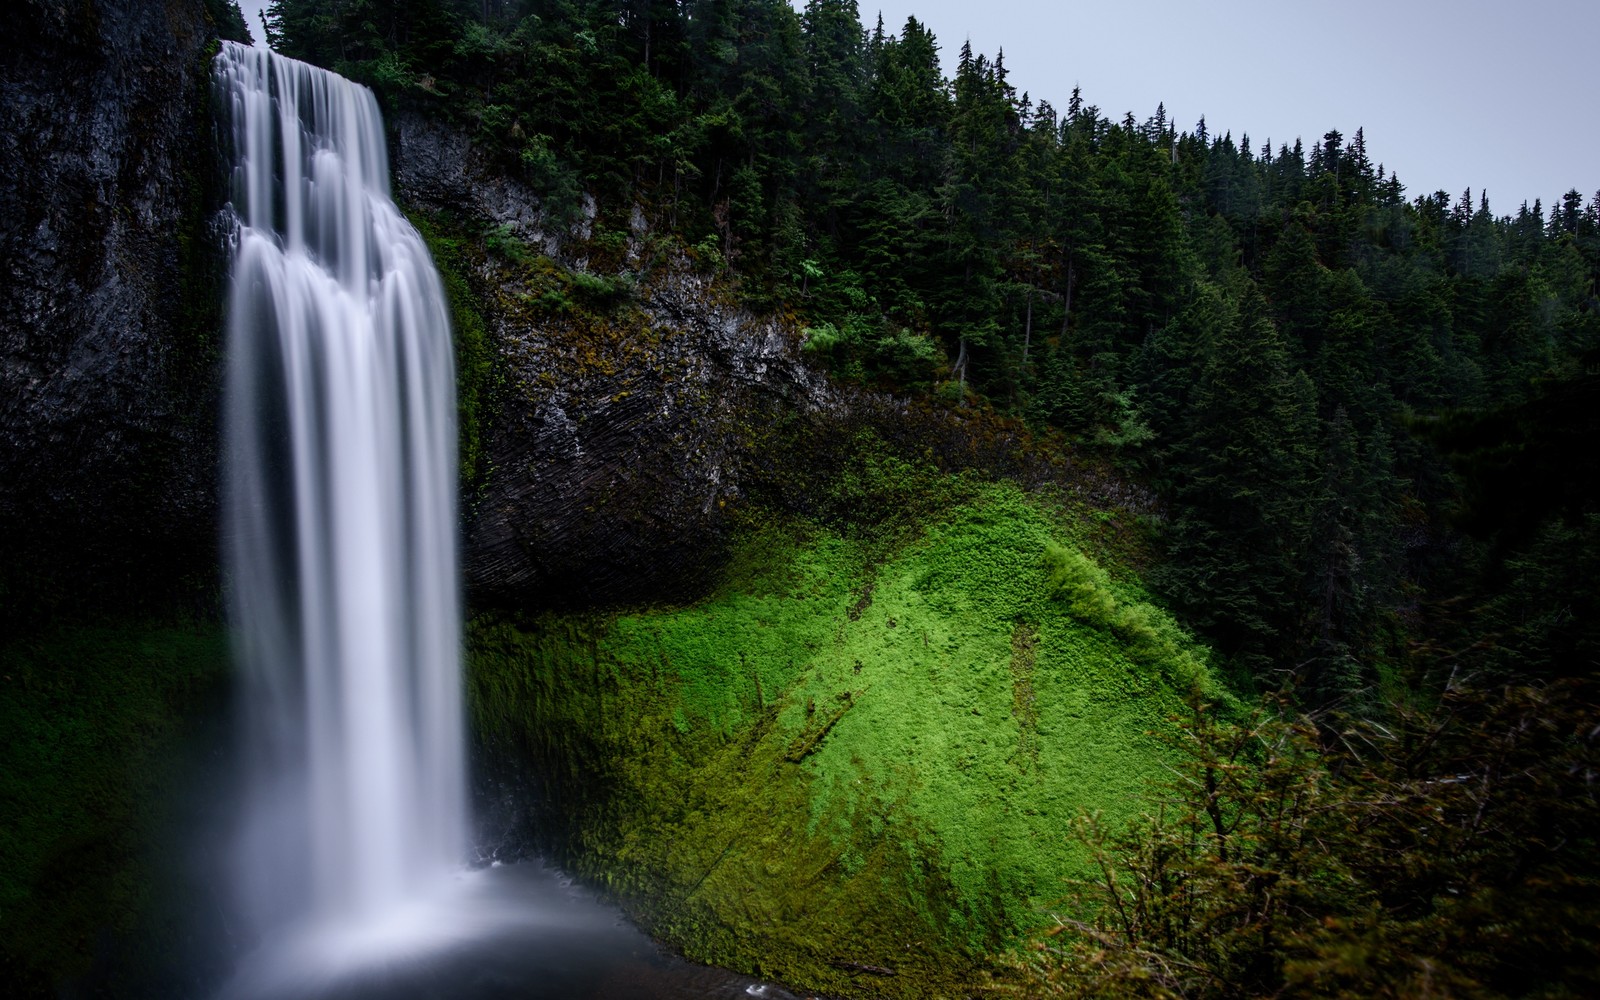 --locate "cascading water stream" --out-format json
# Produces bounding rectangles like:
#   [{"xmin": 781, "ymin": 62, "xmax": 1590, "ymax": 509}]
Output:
[
  {"xmin": 215, "ymin": 37, "xmax": 466, "ymax": 952},
  {"xmin": 206, "ymin": 39, "xmax": 793, "ymax": 1000}
]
